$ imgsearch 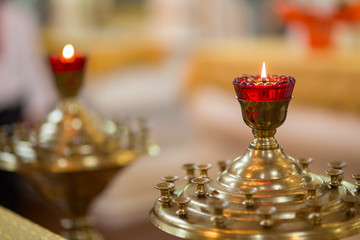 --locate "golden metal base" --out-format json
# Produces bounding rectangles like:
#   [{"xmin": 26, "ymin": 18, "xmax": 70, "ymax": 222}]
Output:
[{"xmin": 150, "ymin": 99, "xmax": 360, "ymax": 240}]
